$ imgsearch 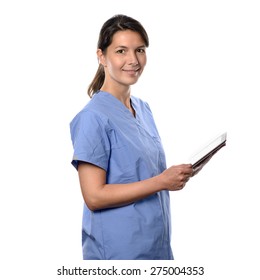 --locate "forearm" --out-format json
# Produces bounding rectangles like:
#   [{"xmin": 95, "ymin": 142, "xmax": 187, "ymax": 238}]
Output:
[
  {"xmin": 89, "ymin": 175, "xmax": 165, "ymax": 210},
  {"xmin": 78, "ymin": 162, "xmax": 192, "ymax": 211}
]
